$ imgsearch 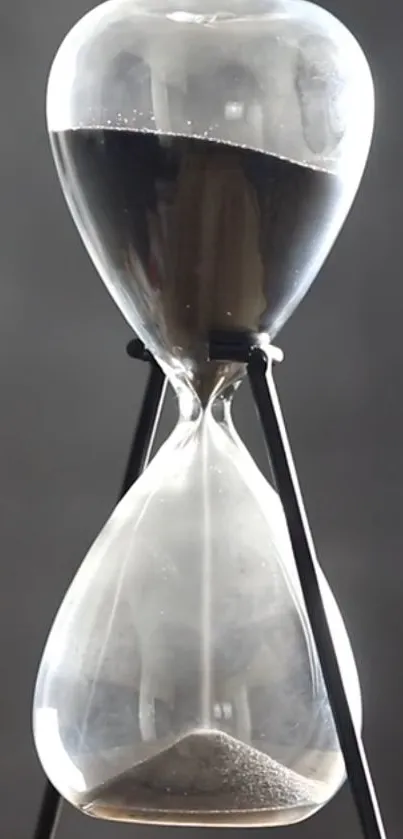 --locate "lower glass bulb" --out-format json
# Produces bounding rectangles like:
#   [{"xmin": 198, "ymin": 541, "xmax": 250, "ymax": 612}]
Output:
[{"xmin": 33, "ymin": 371, "xmax": 361, "ymax": 827}]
